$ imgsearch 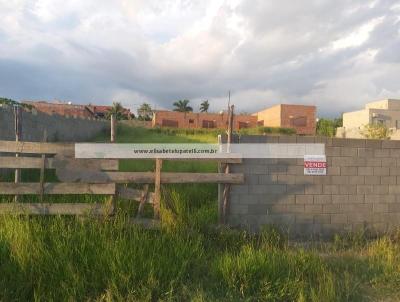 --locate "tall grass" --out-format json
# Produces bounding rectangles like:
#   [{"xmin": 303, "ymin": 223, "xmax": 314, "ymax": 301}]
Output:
[{"xmin": 0, "ymin": 125, "xmax": 399, "ymax": 300}]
